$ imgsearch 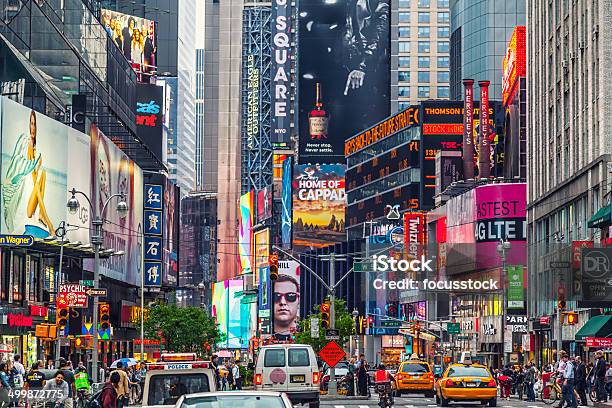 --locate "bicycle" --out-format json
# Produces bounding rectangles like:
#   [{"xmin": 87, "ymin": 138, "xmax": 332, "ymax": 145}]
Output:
[
  {"xmin": 541, "ymin": 374, "xmax": 562, "ymax": 405},
  {"xmin": 75, "ymin": 388, "xmax": 91, "ymax": 408}
]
